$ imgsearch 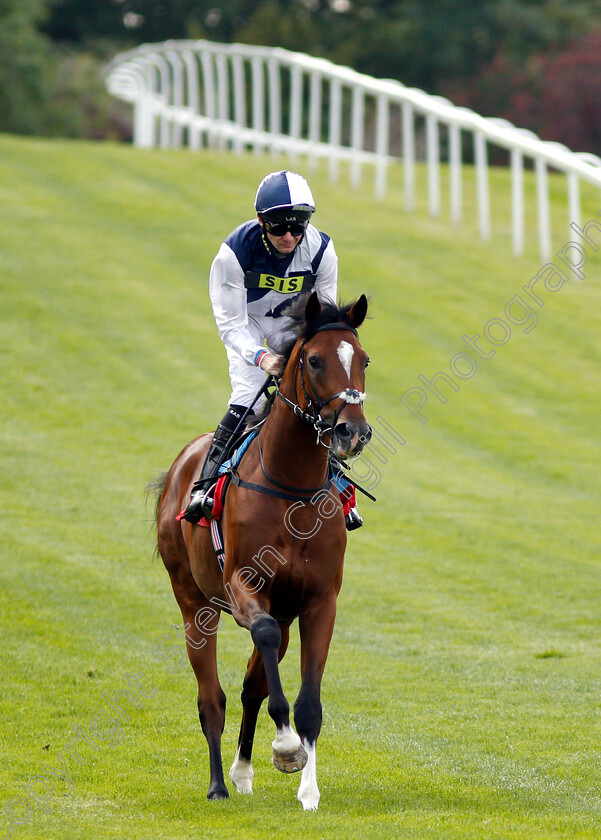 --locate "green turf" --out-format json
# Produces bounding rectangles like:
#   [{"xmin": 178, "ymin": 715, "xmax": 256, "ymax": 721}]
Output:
[{"xmin": 1, "ymin": 134, "xmax": 600, "ymax": 839}]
